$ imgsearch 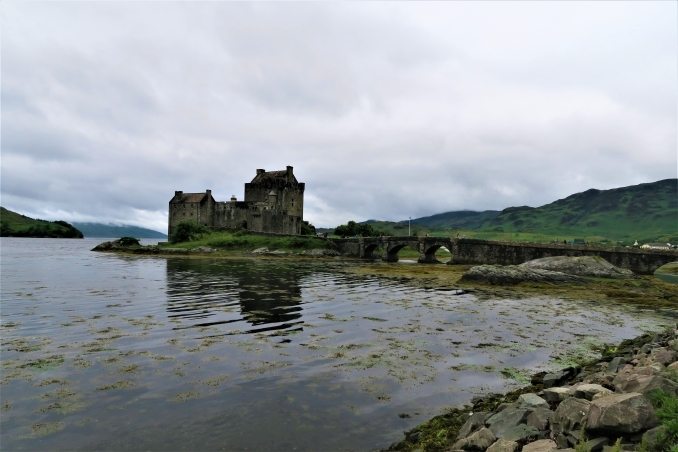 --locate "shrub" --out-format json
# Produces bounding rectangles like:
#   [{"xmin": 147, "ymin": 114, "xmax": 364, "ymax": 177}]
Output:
[
  {"xmin": 170, "ymin": 221, "xmax": 210, "ymax": 244},
  {"xmin": 301, "ymin": 221, "xmax": 316, "ymax": 236},
  {"xmin": 118, "ymin": 237, "xmax": 140, "ymax": 246}
]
